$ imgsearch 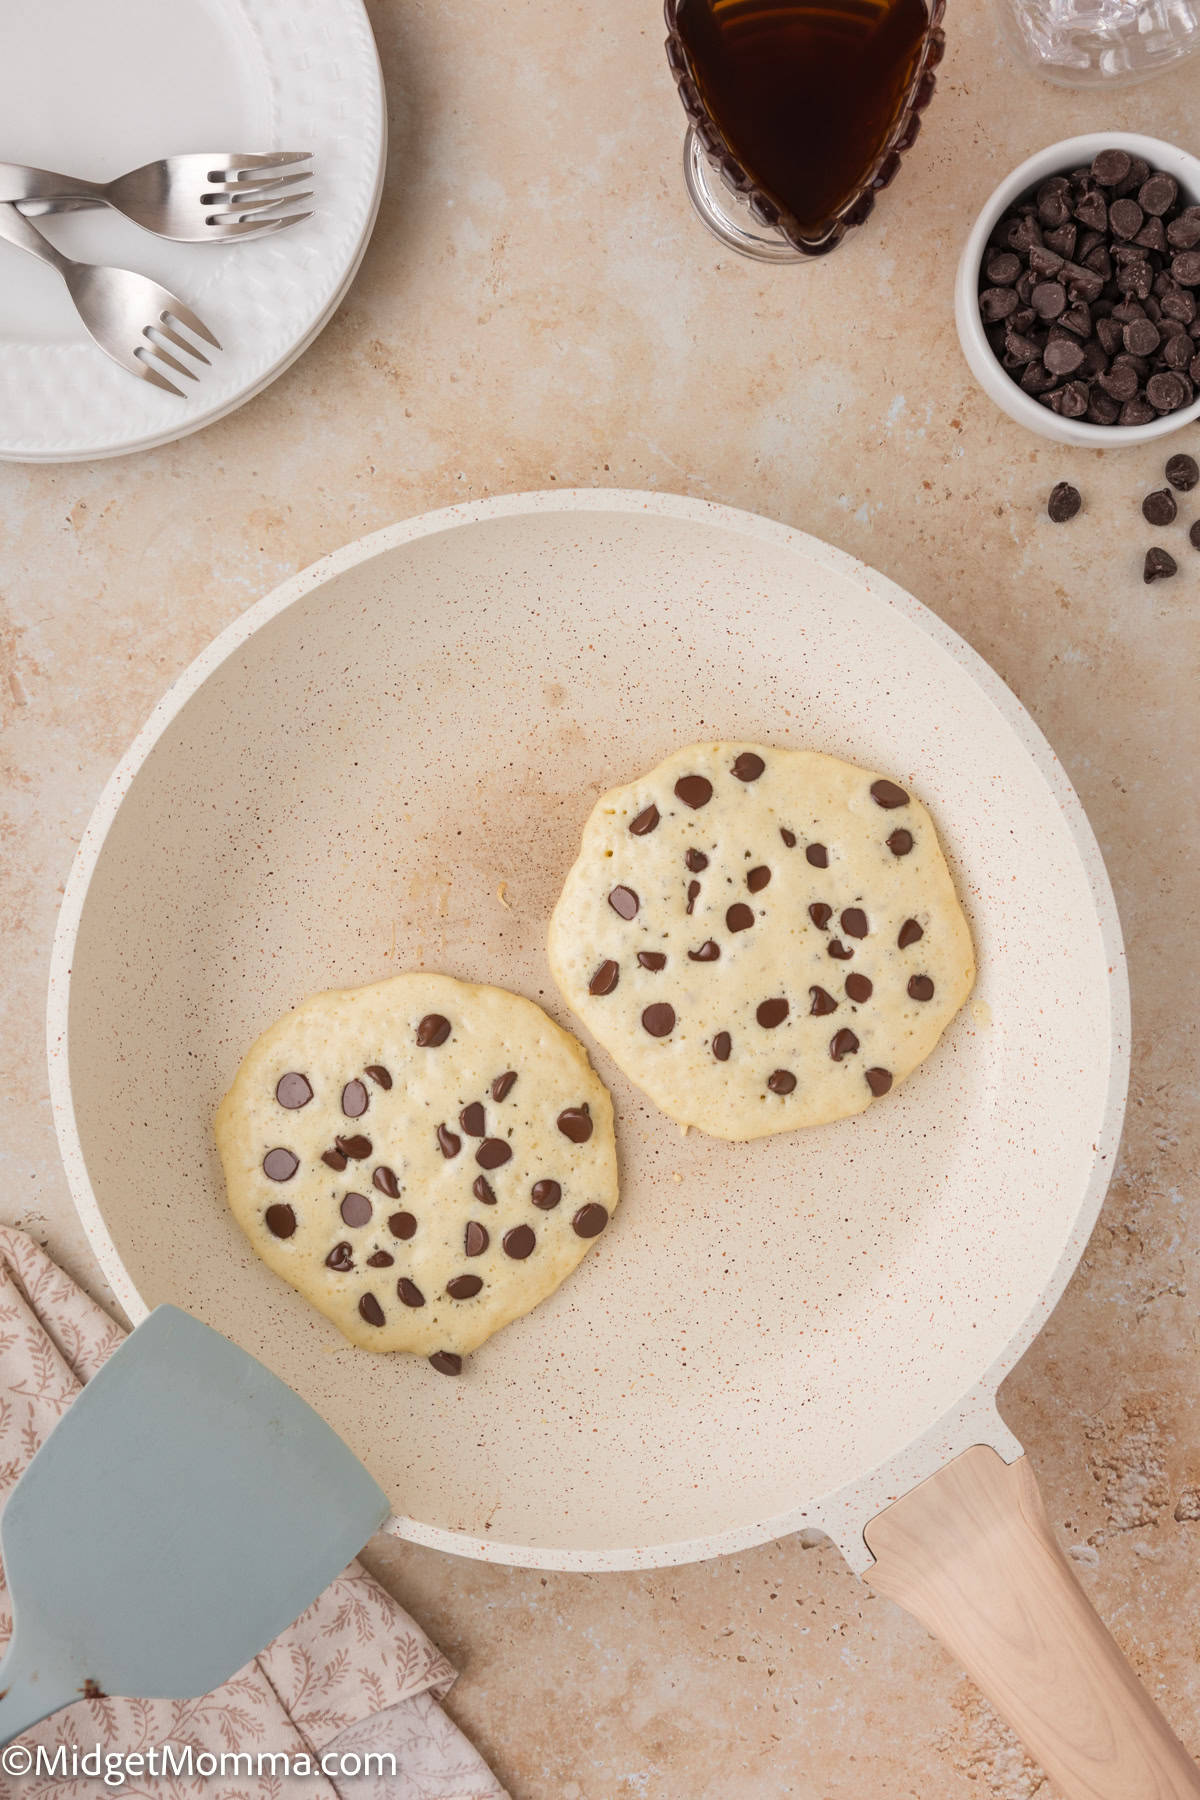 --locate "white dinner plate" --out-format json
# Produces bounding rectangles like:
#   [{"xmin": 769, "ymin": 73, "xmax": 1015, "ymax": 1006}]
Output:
[{"xmin": 0, "ymin": 0, "xmax": 385, "ymax": 461}]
